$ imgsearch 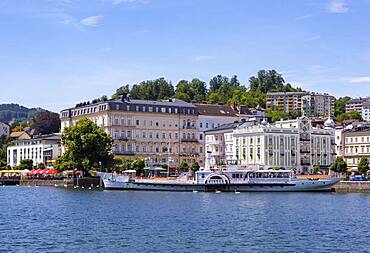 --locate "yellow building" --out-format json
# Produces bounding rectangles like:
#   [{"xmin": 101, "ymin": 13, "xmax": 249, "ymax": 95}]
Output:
[
  {"xmin": 342, "ymin": 125, "xmax": 370, "ymax": 168},
  {"xmin": 60, "ymin": 95, "xmax": 201, "ymax": 170}
]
